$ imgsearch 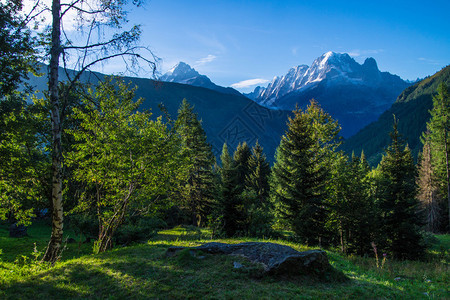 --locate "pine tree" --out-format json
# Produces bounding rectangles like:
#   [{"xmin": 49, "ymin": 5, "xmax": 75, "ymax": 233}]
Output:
[
  {"xmin": 243, "ymin": 141, "xmax": 272, "ymax": 236},
  {"xmin": 360, "ymin": 150, "xmax": 370, "ymax": 174},
  {"xmin": 233, "ymin": 142, "xmax": 252, "ymax": 195},
  {"xmin": 218, "ymin": 143, "xmax": 241, "ymax": 237},
  {"xmin": 246, "ymin": 141, "xmax": 271, "ymax": 206},
  {"xmin": 425, "ymin": 83, "xmax": 450, "ymax": 231},
  {"xmin": 378, "ymin": 117, "xmax": 425, "ymax": 259},
  {"xmin": 327, "ymin": 152, "xmax": 375, "ymax": 255},
  {"xmin": 271, "ymin": 105, "xmax": 328, "ymax": 245},
  {"xmin": 175, "ymin": 99, "xmax": 216, "ymax": 227}
]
